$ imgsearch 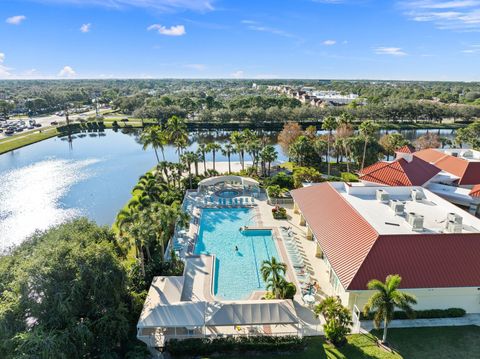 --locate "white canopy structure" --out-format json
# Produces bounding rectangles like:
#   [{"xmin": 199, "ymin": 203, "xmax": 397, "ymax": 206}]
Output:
[
  {"xmin": 197, "ymin": 175, "xmax": 260, "ymax": 194},
  {"xmin": 137, "ymin": 275, "xmax": 301, "ymax": 348}
]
